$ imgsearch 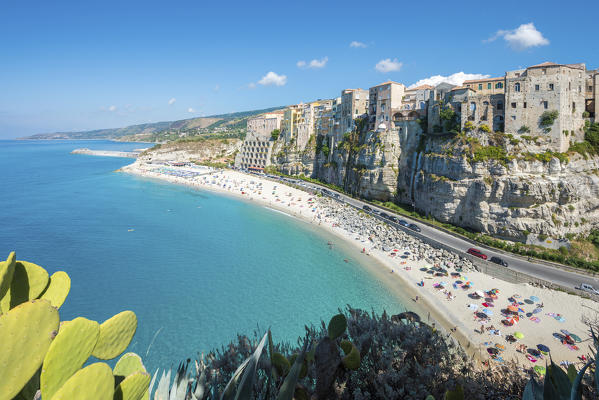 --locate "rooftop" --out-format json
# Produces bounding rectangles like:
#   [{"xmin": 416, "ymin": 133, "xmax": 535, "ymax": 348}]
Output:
[
  {"xmin": 371, "ymin": 80, "xmax": 404, "ymax": 88},
  {"xmin": 527, "ymin": 61, "xmax": 585, "ymax": 70},
  {"xmin": 406, "ymin": 84, "xmax": 434, "ymax": 91},
  {"xmin": 463, "ymin": 77, "xmax": 504, "ymax": 84}
]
